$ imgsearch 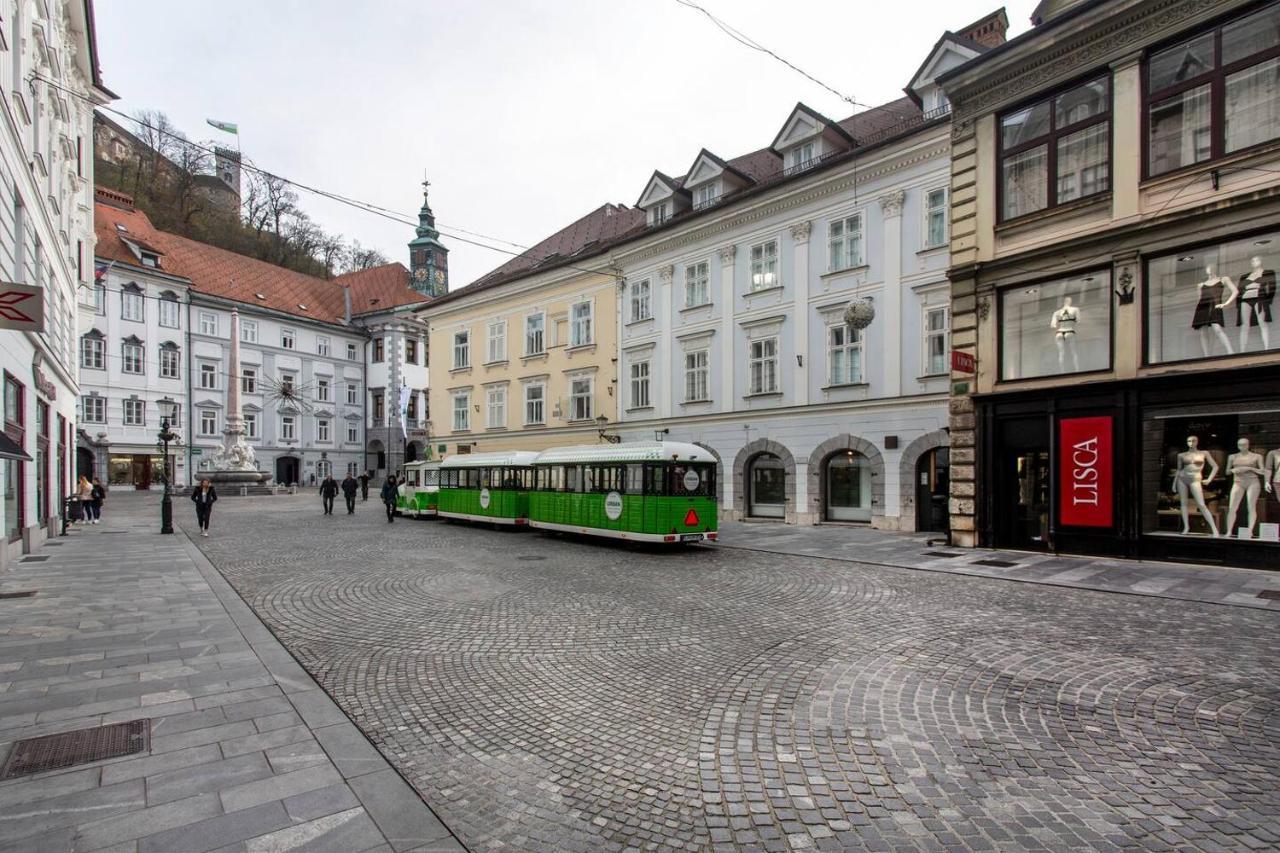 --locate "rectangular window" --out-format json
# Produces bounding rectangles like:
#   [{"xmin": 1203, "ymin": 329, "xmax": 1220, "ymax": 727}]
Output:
[
  {"xmin": 122, "ymin": 290, "xmax": 143, "ymax": 321},
  {"xmin": 1148, "ymin": 5, "xmax": 1280, "ymax": 176},
  {"xmin": 241, "ymin": 320, "xmax": 258, "ymax": 343},
  {"xmin": 199, "ymin": 363, "xmax": 217, "ymax": 389},
  {"xmin": 684, "ymin": 262, "xmax": 710, "ymax": 308},
  {"xmin": 159, "ymin": 299, "xmax": 180, "ymax": 328},
  {"xmin": 372, "ymin": 338, "xmax": 384, "ymax": 362},
  {"xmin": 486, "ymin": 385, "xmax": 506, "ymax": 429},
  {"xmin": 346, "ymin": 382, "xmax": 358, "ymax": 405},
  {"xmin": 244, "ymin": 412, "xmax": 257, "ymax": 439},
  {"xmin": 407, "ymin": 393, "xmax": 419, "ymax": 420},
  {"xmin": 999, "ymin": 271, "xmax": 1112, "ymax": 380},
  {"xmin": 316, "ymin": 336, "xmax": 330, "ymax": 356},
  {"xmin": 317, "ymin": 419, "xmax": 330, "ymax": 442},
  {"xmin": 316, "ymin": 379, "xmax": 330, "ymax": 402},
  {"xmin": 347, "ymin": 342, "xmax": 357, "ymax": 361},
  {"xmin": 280, "ymin": 415, "xmax": 296, "ymax": 440},
  {"xmin": 630, "ymin": 360, "xmax": 651, "ymax": 409},
  {"xmin": 452, "ymin": 393, "xmax": 470, "ymax": 431},
  {"xmin": 630, "ymin": 280, "xmax": 651, "ymax": 322},
  {"xmin": 1000, "ymin": 75, "xmax": 1110, "ymax": 219},
  {"xmin": 372, "ymin": 391, "xmax": 384, "ymax": 422},
  {"xmin": 694, "ymin": 183, "xmax": 718, "ymax": 209},
  {"xmin": 94, "ymin": 283, "xmax": 105, "ymax": 315},
  {"xmin": 486, "ymin": 321, "xmax": 506, "ymax": 363},
  {"xmin": 198, "ymin": 312, "xmax": 217, "ymax": 336},
  {"xmin": 684, "ymin": 350, "xmax": 709, "ymax": 402},
  {"xmin": 524, "ymin": 383, "xmax": 545, "ymax": 425},
  {"xmin": 749, "ymin": 338, "xmax": 778, "ymax": 394},
  {"xmin": 570, "ymin": 377, "xmax": 593, "ymax": 420},
  {"xmin": 827, "ymin": 324, "xmax": 863, "ymax": 385},
  {"xmin": 924, "ymin": 306, "xmax": 950, "ymax": 376},
  {"xmin": 280, "ymin": 374, "xmax": 295, "ymax": 397},
  {"xmin": 787, "ymin": 141, "xmax": 816, "ymax": 172},
  {"xmin": 123, "ymin": 399, "xmax": 144, "ymax": 426},
  {"xmin": 122, "ymin": 342, "xmax": 144, "ymax": 374},
  {"xmin": 82, "ymin": 396, "xmax": 105, "ymax": 423},
  {"xmin": 160, "ymin": 347, "xmax": 180, "ymax": 379},
  {"xmin": 242, "ymin": 368, "xmax": 257, "ymax": 394},
  {"xmin": 406, "ymin": 339, "xmax": 418, "ymax": 364},
  {"xmin": 828, "ymin": 216, "xmax": 862, "ymax": 271},
  {"xmin": 281, "ymin": 329, "xmax": 295, "ymax": 350},
  {"xmin": 925, "ymin": 188, "xmax": 948, "ymax": 248},
  {"xmin": 81, "ymin": 336, "xmax": 103, "ymax": 369},
  {"xmin": 525, "ymin": 314, "xmax": 545, "ymax": 355},
  {"xmin": 453, "ymin": 331, "xmax": 470, "ymax": 368},
  {"xmin": 346, "ymin": 424, "xmax": 358, "ymax": 443},
  {"xmin": 750, "ymin": 240, "xmax": 778, "ymax": 291},
  {"xmin": 571, "ymin": 301, "xmax": 593, "ymax": 346},
  {"xmin": 649, "ymin": 202, "xmax": 670, "ymax": 226}
]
